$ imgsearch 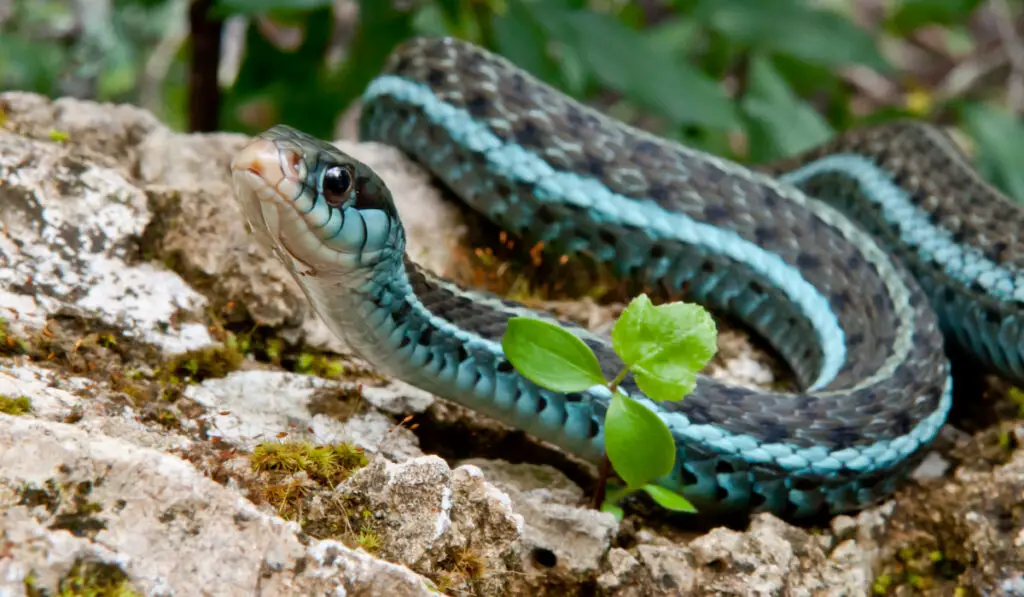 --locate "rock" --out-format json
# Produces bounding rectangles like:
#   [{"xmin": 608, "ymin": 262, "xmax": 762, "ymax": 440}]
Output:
[
  {"xmin": 0, "ymin": 416, "xmax": 437, "ymax": 597},
  {"xmin": 873, "ymin": 434, "xmax": 1024, "ymax": 593},
  {"xmin": 461, "ymin": 459, "xmax": 618, "ymax": 584},
  {"xmin": 684, "ymin": 513, "xmax": 868, "ymax": 595},
  {"xmin": 0, "ymin": 130, "xmax": 211, "ymax": 354},
  {"xmin": 0, "ymin": 362, "xmax": 192, "ymax": 453},
  {"xmin": 361, "ymin": 379, "xmax": 436, "ymax": 415},
  {"xmin": 0, "ymin": 92, "xmax": 161, "ymax": 172},
  {"xmin": 634, "ymin": 544, "xmax": 698, "ymax": 594},
  {"xmin": 339, "ymin": 456, "xmax": 524, "ymax": 596},
  {"xmin": 596, "ymin": 547, "xmax": 650, "ymax": 596},
  {"xmin": 183, "ymin": 369, "xmax": 424, "ymax": 462}
]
